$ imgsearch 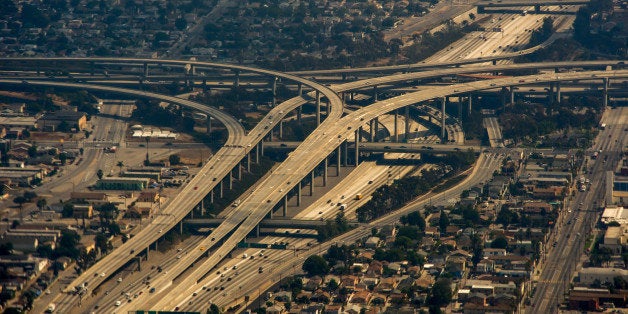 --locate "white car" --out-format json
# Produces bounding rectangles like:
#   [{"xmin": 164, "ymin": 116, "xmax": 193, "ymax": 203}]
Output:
[{"xmin": 115, "ymin": 300, "xmax": 121, "ymax": 306}]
